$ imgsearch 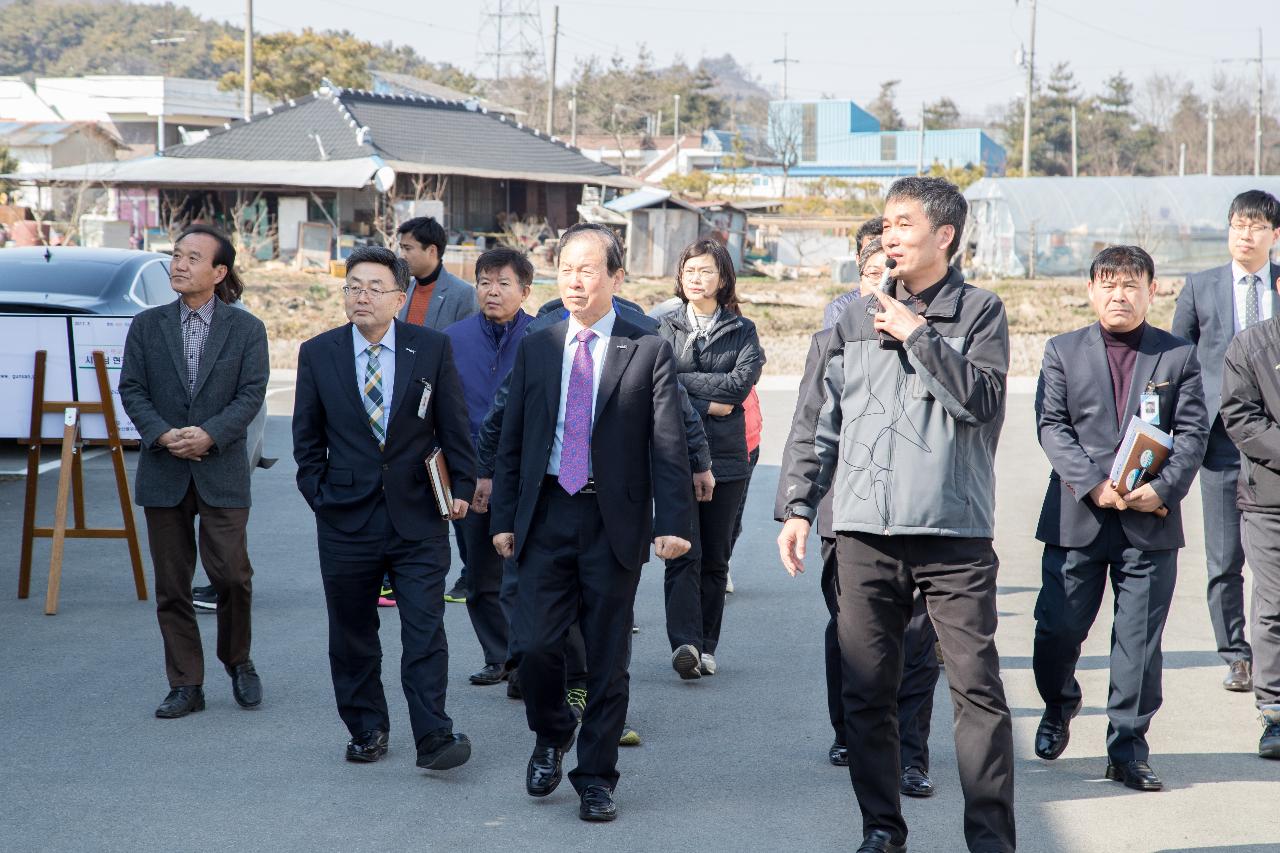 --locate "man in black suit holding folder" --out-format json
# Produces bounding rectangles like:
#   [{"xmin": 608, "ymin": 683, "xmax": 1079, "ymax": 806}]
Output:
[
  {"xmin": 293, "ymin": 245, "xmax": 477, "ymax": 772},
  {"xmin": 490, "ymin": 223, "xmax": 692, "ymax": 822},
  {"xmin": 1033, "ymin": 245, "xmax": 1209, "ymax": 790}
]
